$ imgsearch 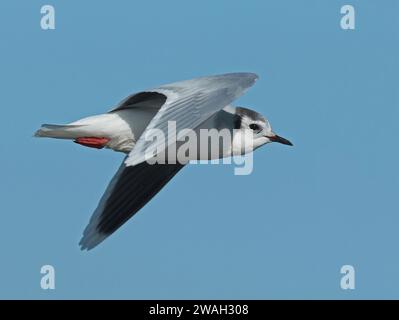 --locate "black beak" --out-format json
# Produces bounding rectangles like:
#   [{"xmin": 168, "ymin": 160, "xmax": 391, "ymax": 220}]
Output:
[{"xmin": 269, "ymin": 134, "xmax": 293, "ymax": 146}]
